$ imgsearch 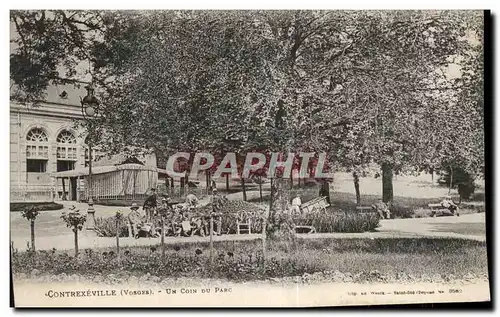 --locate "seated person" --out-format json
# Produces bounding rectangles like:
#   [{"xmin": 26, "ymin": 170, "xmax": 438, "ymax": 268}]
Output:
[
  {"xmin": 371, "ymin": 200, "xmax": 391, "ymax": 219},
  {"xmin": 440, "ymin": 195, "xmax": 459, "ymax": 216},
  {"xmin": 190, "ymin": 212, "xmax": 207, "ymax": 237},
  {"xmin": 290, "ymin": 195, "xmax": 302, "ymax": 214},
  {"xmin": 127, "ymin": 203, "xmax": 145, "ymax": 236},
  {"xmin": 180, "ymin": 212, "xmax": 192, "ymax": 237},
  {"xmin": 185, "ymin": 193, "xmax": 199, "ymax": 209}
]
